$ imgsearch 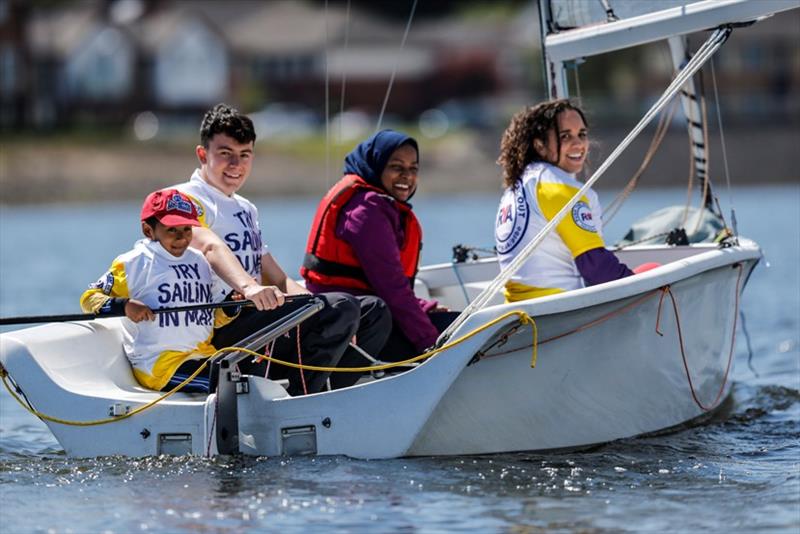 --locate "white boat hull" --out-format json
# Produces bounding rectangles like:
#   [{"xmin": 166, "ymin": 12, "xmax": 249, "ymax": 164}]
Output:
[
  {"xmin": 0, "ymin": 240, "xmax": 760, "ymax": 458},
  {"xmin": 409, "ymin": 265, "xmax": 742, "ymax": 455}
]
